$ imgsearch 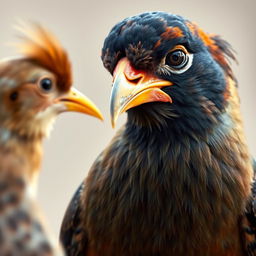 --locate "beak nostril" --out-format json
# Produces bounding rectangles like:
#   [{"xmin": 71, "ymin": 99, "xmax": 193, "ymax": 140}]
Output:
[{"xmin": 124, "ymin": 72, "xmax": 143, "ymax": 84}]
